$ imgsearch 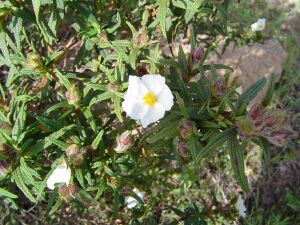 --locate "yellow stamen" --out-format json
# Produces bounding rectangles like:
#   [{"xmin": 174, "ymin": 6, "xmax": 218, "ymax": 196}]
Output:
[{"xmin": 143, "ymin": 92, "xmax": 157, "ymax": 106}]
